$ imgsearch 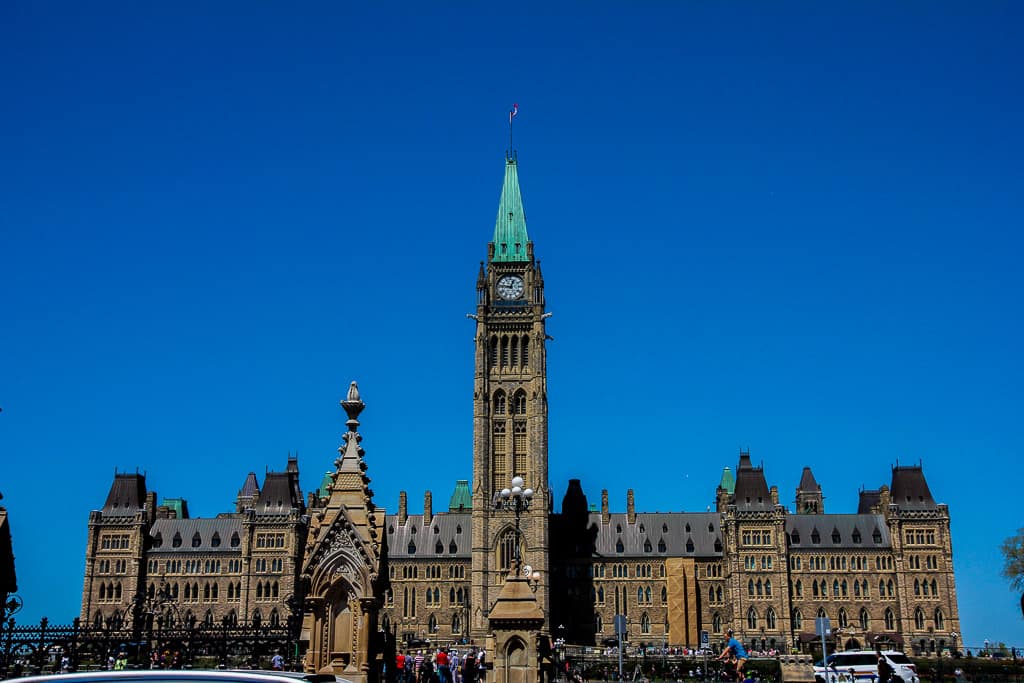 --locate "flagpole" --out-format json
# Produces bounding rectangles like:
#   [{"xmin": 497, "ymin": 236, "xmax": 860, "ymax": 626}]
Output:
[{"xmin": 509, "ymin": 108, "xmax": 513, "ymax": 158}]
